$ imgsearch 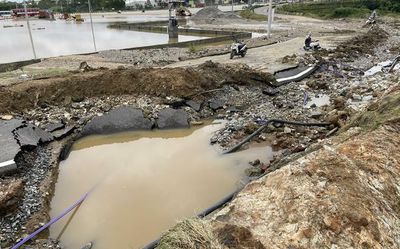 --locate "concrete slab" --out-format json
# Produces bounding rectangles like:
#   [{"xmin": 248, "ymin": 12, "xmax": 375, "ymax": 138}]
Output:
[
  {"xmin": 1, "ymin": 120, "xmax": 54, "ymax": 175},
  {"xmin": 0, "ymin": 119, "xmax": 23, "ymax": 175},
  {"xmin": 14, "ymin": 123, "xmax": 54, "ymax": 147},
  {"xmin": 45, "ymin": 122, "xmax": 65, "ymax": 132},
  {"xmin": 52, "ymin": 125, "xmax": 76, "ymax": 139}
]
